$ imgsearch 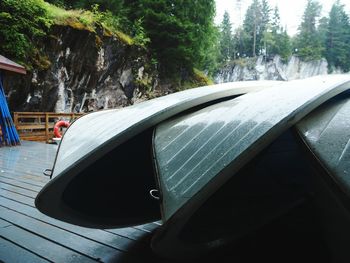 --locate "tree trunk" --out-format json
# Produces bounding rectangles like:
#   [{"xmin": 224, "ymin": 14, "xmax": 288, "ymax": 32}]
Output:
[{"xmin": 253, "ymin": 22, "xmax": 256, "ymax": 57}]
